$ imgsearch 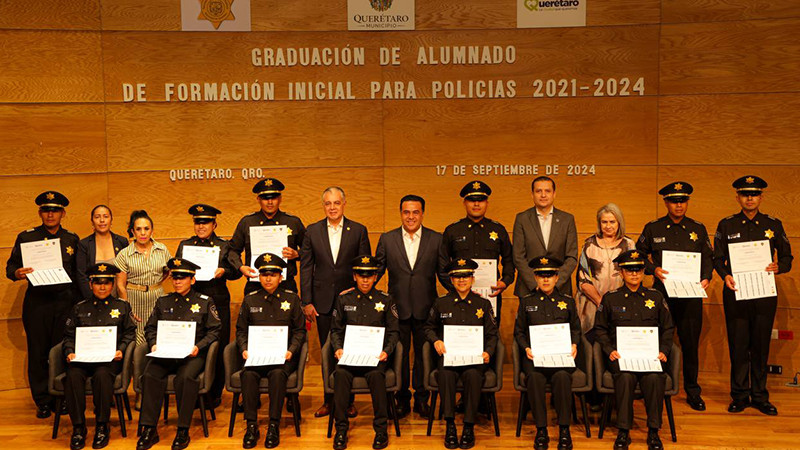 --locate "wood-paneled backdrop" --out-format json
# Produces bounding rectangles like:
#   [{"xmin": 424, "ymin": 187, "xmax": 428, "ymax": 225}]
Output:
[{"xmin": 1, "ymin": 0, "xmax": 799, "ymax": 391}]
